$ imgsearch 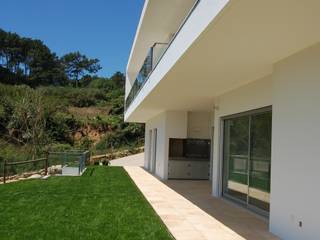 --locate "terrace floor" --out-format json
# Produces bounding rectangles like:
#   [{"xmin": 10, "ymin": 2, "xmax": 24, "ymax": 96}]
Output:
[
  {"xmin": 109, "ymin": 152, "xmax": 144, "ymax": 166},
  {"xmin": 125, "ymin": 166, "xmax": 279, "ymax": 240}
]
